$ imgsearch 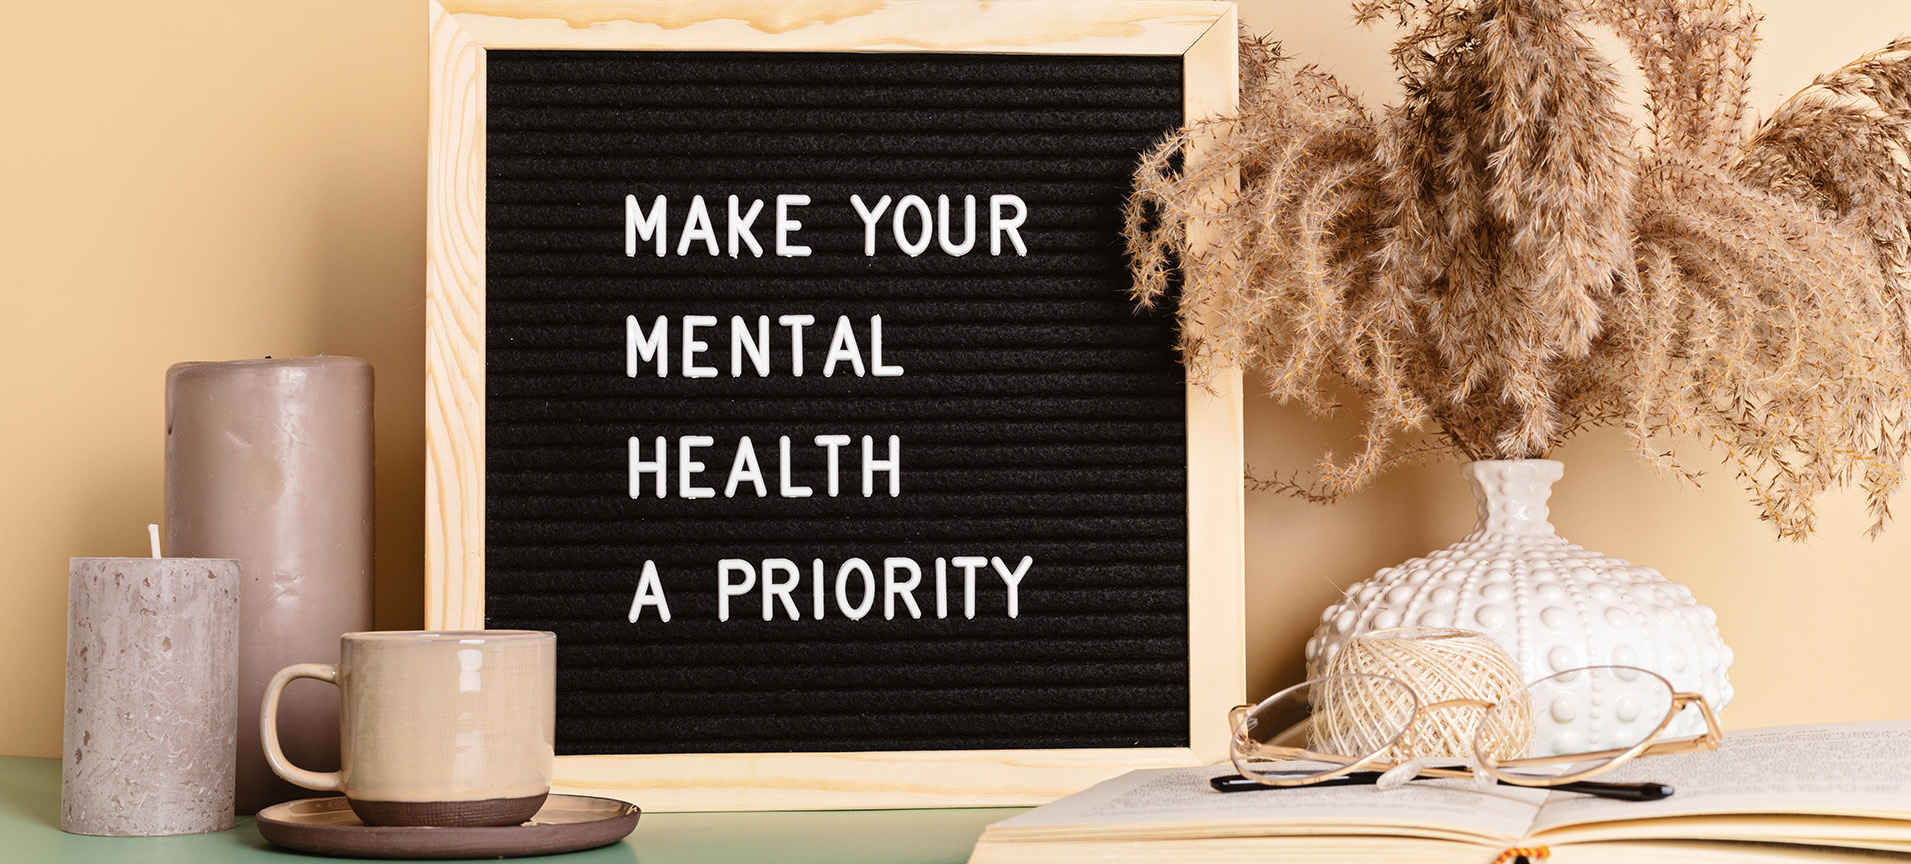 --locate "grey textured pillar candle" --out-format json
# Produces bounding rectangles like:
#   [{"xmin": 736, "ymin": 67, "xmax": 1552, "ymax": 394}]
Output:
[
  {"xmin": 62, "ymin": 556, "xmax": 241, "ymax": 835},
  {"xmin": 166, "ymin": 356, "xmax": 375, "ymax": 814}
]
